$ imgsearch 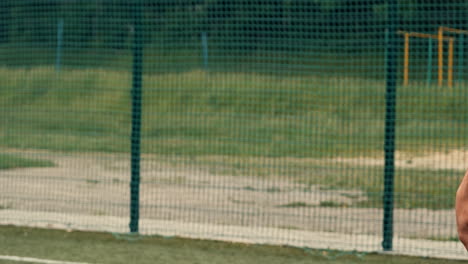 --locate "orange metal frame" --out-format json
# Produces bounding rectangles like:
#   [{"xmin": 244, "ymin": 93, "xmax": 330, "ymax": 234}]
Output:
[
  {"xmin": 397, "ymin": 31, "xmax": 453, "ymax": 87},
  {"xmin": 438, "ymin": 27, "xmax": 468, "ymax": 88}
]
